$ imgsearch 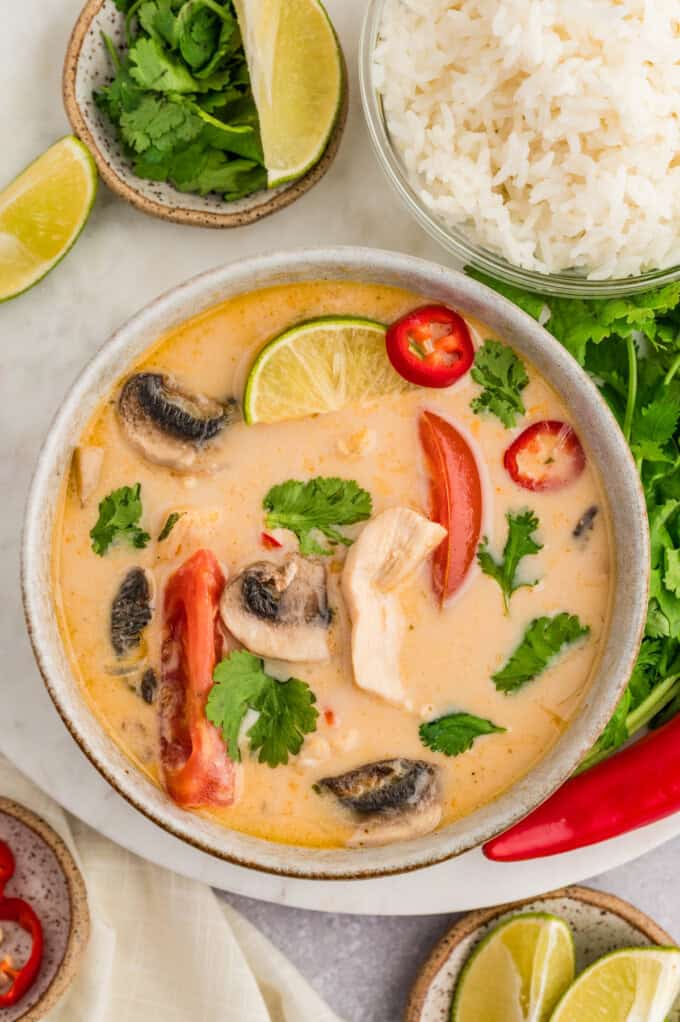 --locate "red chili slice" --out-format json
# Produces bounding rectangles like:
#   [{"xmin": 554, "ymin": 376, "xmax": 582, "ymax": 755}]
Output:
[
  {"xmin": 160, "ymin": 549, "xmax": 237, "ymax": 809},
  {"xmin": 386, "ymin": 305, "xmax": 474, "ymax": 388},
  {"xmin": 419, "ymin": 410, "xmax": 483, "ymax": 604},
  {"xmin": 504, "ymin": 420, "xmax": 585, "ymax": 492},
  {"xmin": 261, "ymin": 531, "xmax": 282, "ymax": 550},
  {"xmin": 0, "ymin": 841, "xmax": 44, "ymax": 1009}
]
